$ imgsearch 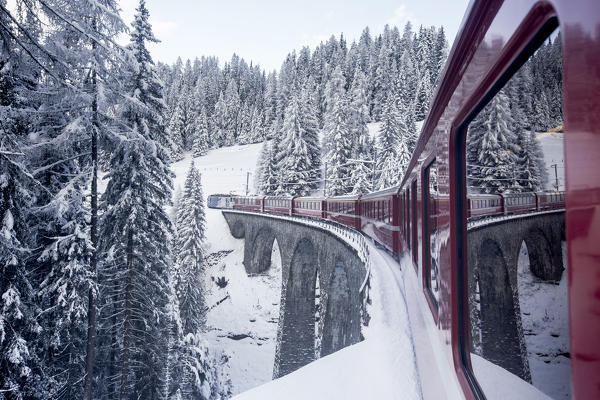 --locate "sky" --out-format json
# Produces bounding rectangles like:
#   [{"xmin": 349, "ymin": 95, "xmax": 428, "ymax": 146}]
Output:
[{"xmin": 120, "ymin": 0, "xmax": 471, "ymax": 71}]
